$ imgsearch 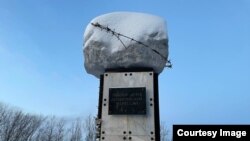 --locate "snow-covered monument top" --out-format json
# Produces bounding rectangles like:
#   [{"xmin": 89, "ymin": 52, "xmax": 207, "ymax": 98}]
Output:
[{"xmin": 83, "ymin": 12, "xmax": 168, "ymax": 78}]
